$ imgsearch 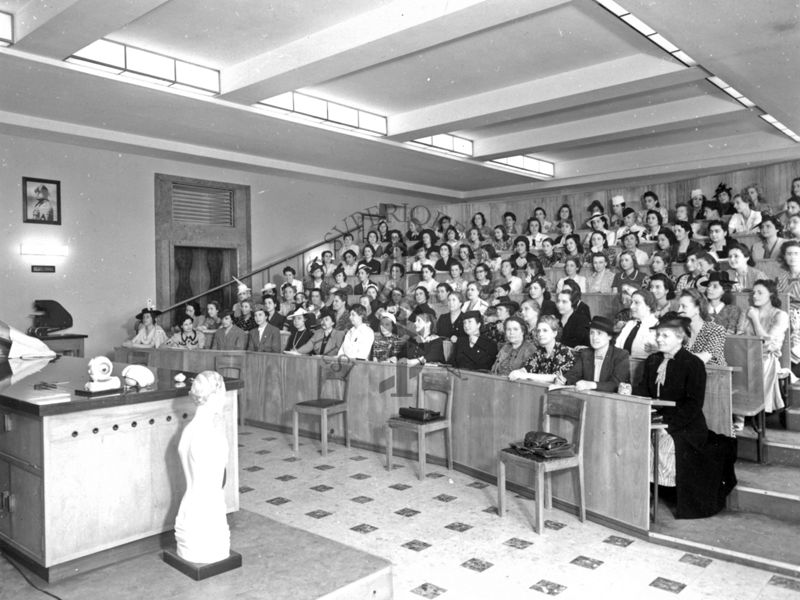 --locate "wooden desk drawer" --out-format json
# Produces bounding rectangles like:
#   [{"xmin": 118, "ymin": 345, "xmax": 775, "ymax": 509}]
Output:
[{"xmin": 0, "ymin": 411, "xmax": 43, "ymax": 468}]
